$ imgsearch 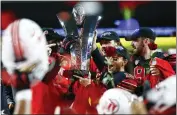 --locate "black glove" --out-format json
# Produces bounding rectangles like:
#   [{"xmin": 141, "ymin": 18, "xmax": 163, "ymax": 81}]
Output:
[
  {"xmin": 72, "ymin": 70, "xmax": 89, "ymax": 78},
  {"xmin": 100, "ymin": 72, "xmax": 115, "ymax": 89},
  {"xmin": 62, "ymin": 36, "xmax": 78, "ymax": 53}
]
